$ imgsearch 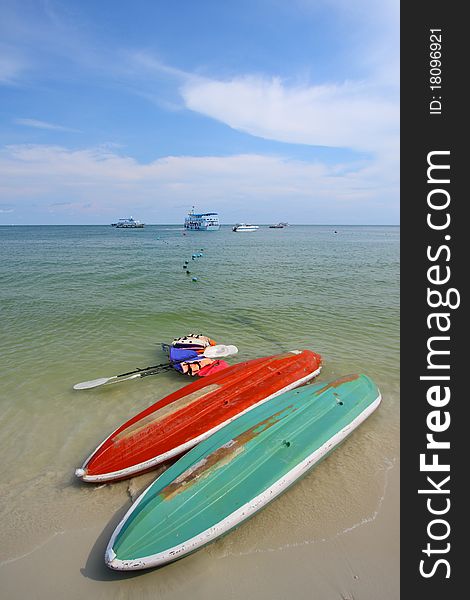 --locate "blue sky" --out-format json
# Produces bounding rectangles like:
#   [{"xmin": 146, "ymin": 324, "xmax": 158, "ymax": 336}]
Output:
[{"xmin": 0, "ymin": 0, "xmax": 399, "ymax": 224}]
